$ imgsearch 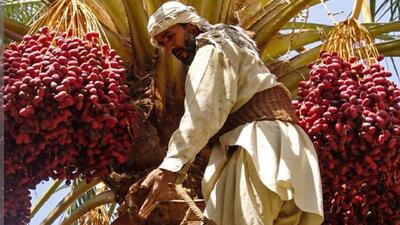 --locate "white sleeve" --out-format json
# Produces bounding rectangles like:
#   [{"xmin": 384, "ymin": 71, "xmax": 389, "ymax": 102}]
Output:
[{"xmin": 159, "ymin": 45, "xmax": 238, "ymax": 172}]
